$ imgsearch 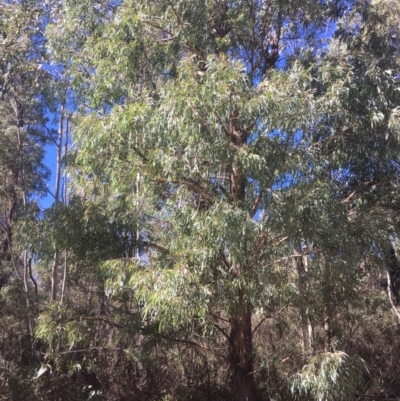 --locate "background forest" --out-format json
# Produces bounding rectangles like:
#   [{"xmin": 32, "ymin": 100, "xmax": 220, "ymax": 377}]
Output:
[{"xmin": 0, "ymin": 0, "xmax": 400, "ymax": 400}]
